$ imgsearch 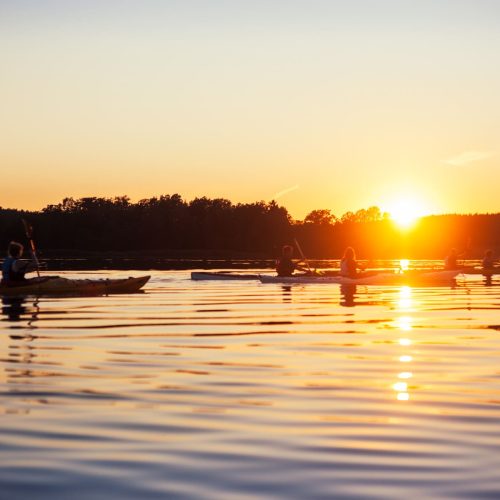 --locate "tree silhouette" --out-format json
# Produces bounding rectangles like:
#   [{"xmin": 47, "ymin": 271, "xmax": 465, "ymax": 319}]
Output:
[{"xmin": 0, "ymin": 195, "xmax": 498, "ymax": 261}]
